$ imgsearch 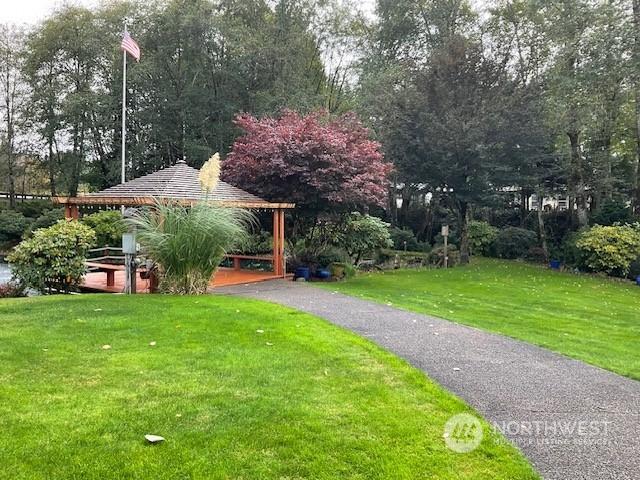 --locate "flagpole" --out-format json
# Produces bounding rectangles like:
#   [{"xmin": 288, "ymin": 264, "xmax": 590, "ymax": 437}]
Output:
[{"xmin": 121, "ymin": 40, "xmax": 127, "ymax": 185}]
